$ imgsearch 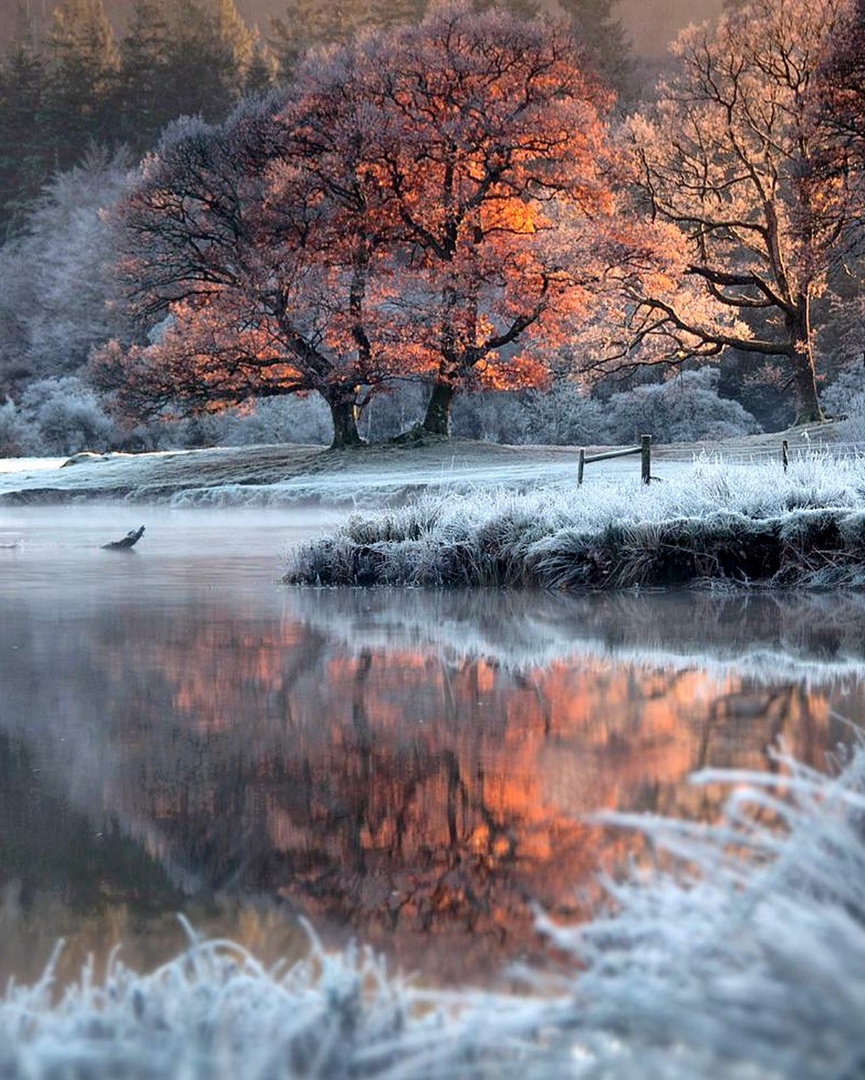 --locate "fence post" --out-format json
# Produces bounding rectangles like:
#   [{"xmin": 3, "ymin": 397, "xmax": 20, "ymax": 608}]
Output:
[
  {"xmin": 577, "ymin": 447, "xmax": 585, "ymax": 486},
  {"xmin": 641, "ymin": 434, "xmax": 652, "ymax": 484},
  {"xmin": 782, "ymin": 439, "xmax": 789, "ymax": 472}
]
